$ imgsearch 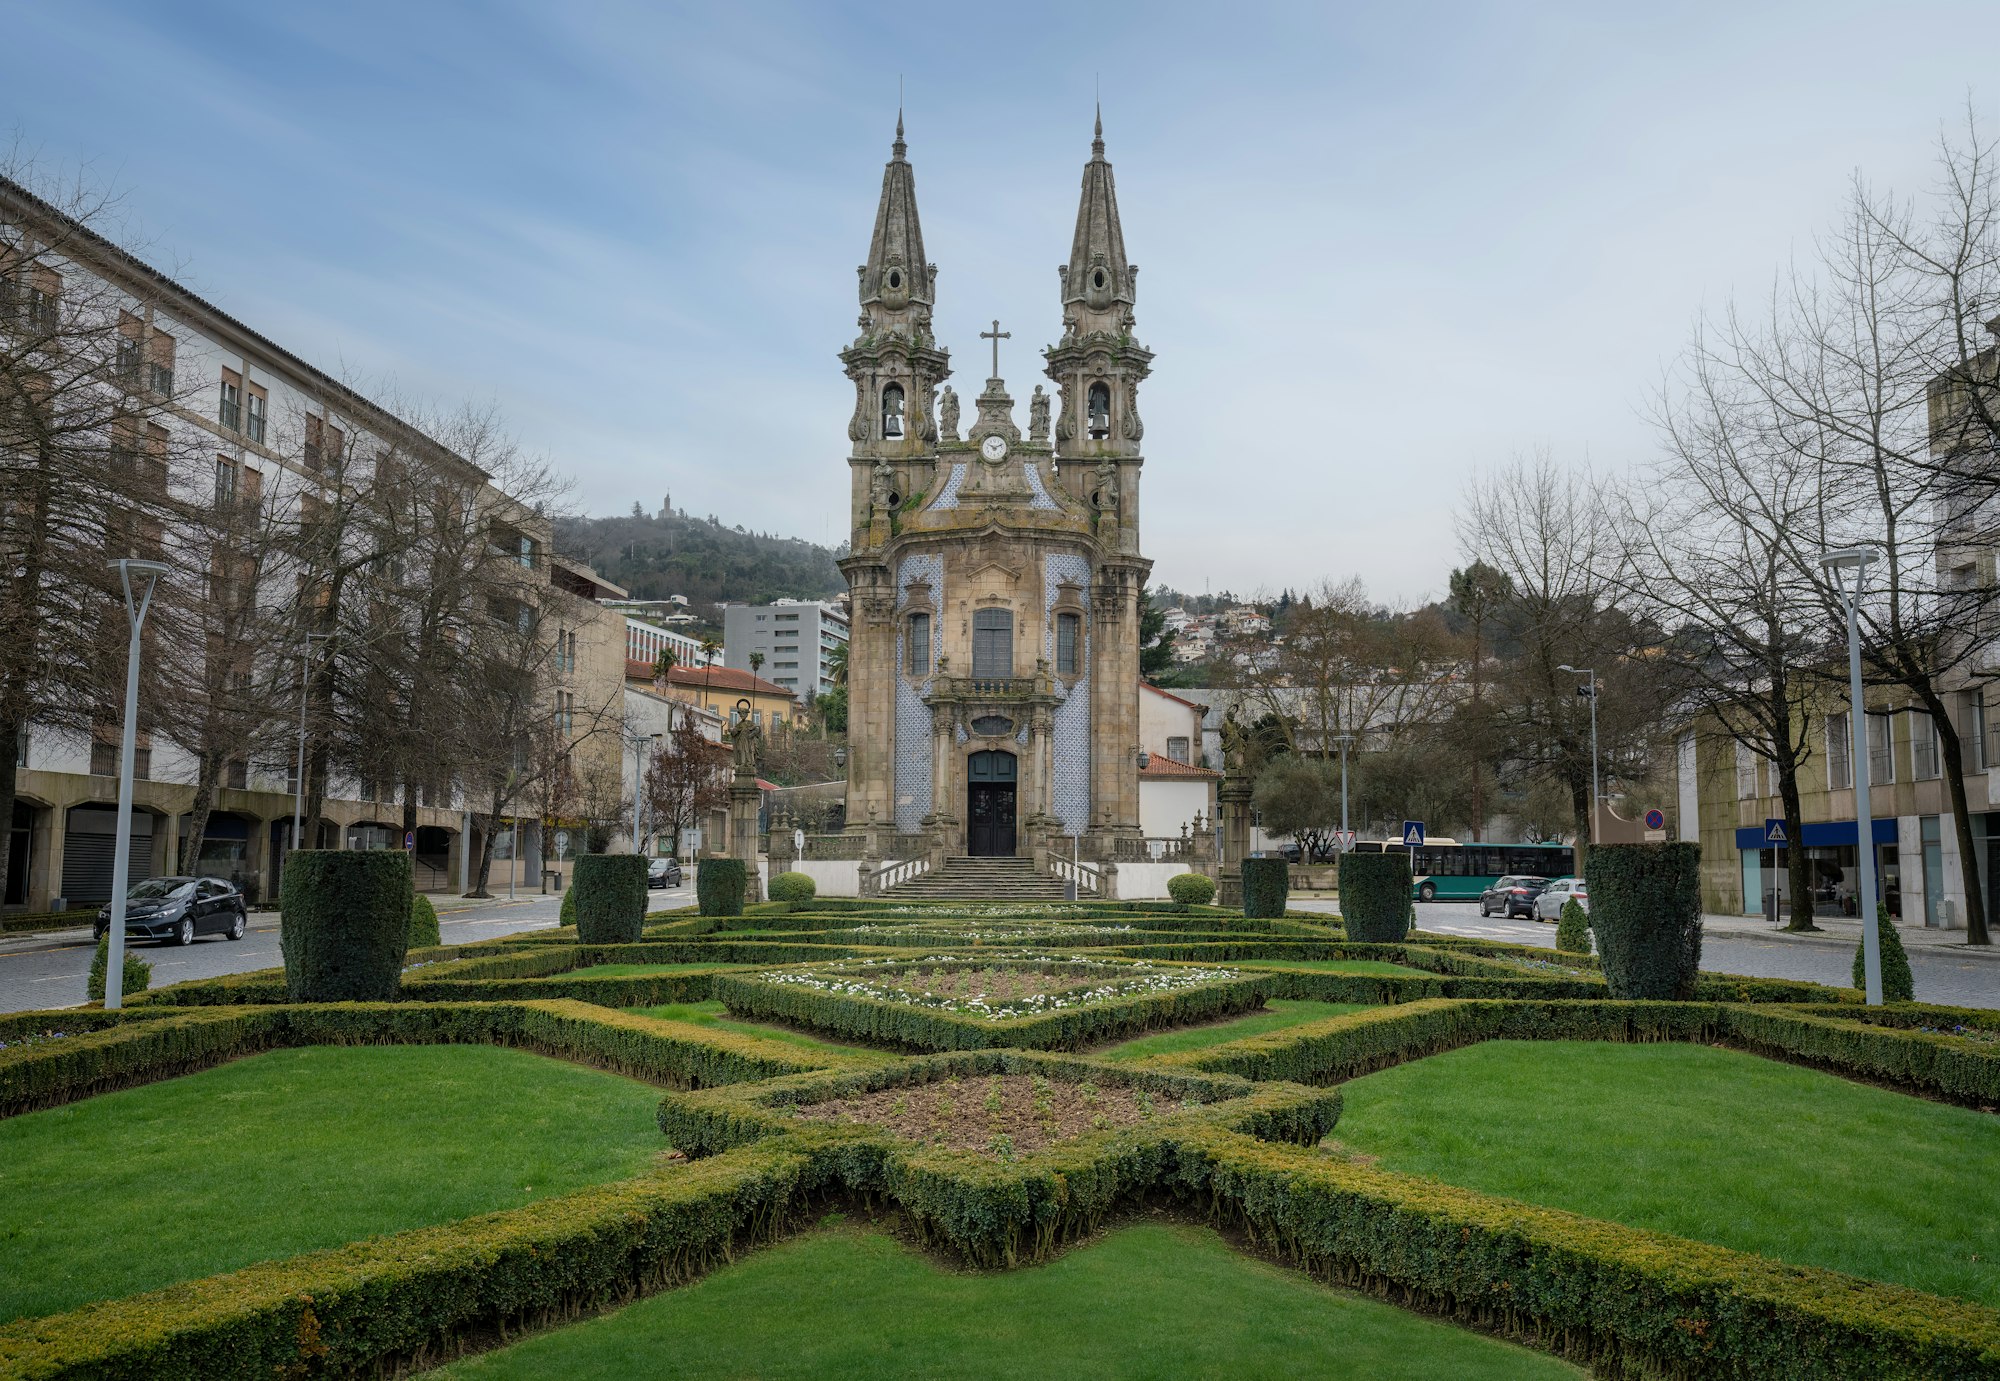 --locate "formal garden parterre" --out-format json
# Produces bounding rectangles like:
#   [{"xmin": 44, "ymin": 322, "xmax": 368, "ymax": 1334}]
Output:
[{"xmin": 2, "ymin": 846, "xmax": 1997, "ymax": 1378}]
